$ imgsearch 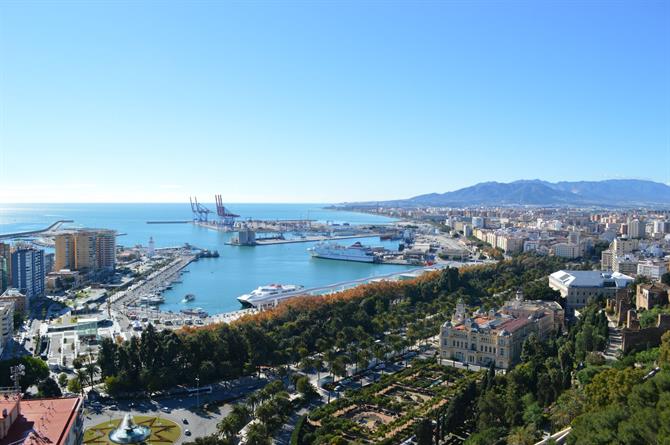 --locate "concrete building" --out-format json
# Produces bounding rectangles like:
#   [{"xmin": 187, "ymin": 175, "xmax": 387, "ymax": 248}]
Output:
[
  {"xmin": 0, "ymin": 394, "xmax": 83, "ymax": 444},
  {"xmin": 472, "ymin": 216, "xmax": 484, "ymax": 228},
  {"xmin": 0, "ymin": 288, "xmax": 28, "ymax": 315},
  {"xmin": 637, "ymin": 260, "xmax": 667, "ymax": 280},
  {"xmin": 628, "ymin": 219, "xmax": 646, "ymax": 239},
  {"xmin": 44, "ymin": 252, "xmax": 55, "ymax": 275},
  {"xmin": 496, "ymin": 235, "xmax": 524, "ymax": 254},
  {"xmin": 11, "ymin": 246, "xmax": 45, "ymax": 300},
  {"xmin": 0, "ymin": 301, "xmax": 13, "ymax": 355},
  {"xmin": 601, "ymin": 250, "xmax": 614, "ymax": 270},
  {"xmin": 440, "ymin": 294, "xmax": 564, "ymax": 370},
  {"xmin": 0, "ymin": 242, "xmax": 11, "ymax": 293},
  {"xmin": 549, "ymin": 270, "xmax": 634, "ymax": 313},
  {"xmin": 613, "ymin": 255, "xmax": 638, "ymax": 276},
  {"xmin": 636, "ymin": 283, "xmax": 670, "ymax": 311},
  {"xmin": 55, "ymin": 229, "xmax": 116, "ymax": 273},
  {"xmin": 612, "ymin": 237, "xmax": 639, "ymax": 256},
  {"xmin": 552, "ymin": 243, "xmax": 580, "ymax": 259},
  {"xmin": 523, "ymin": 240, "xmax": 540, "ymax": 252},
  {"xmin": 463, "ymin": 224, "xmax": 473, "ymax": 238}
]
